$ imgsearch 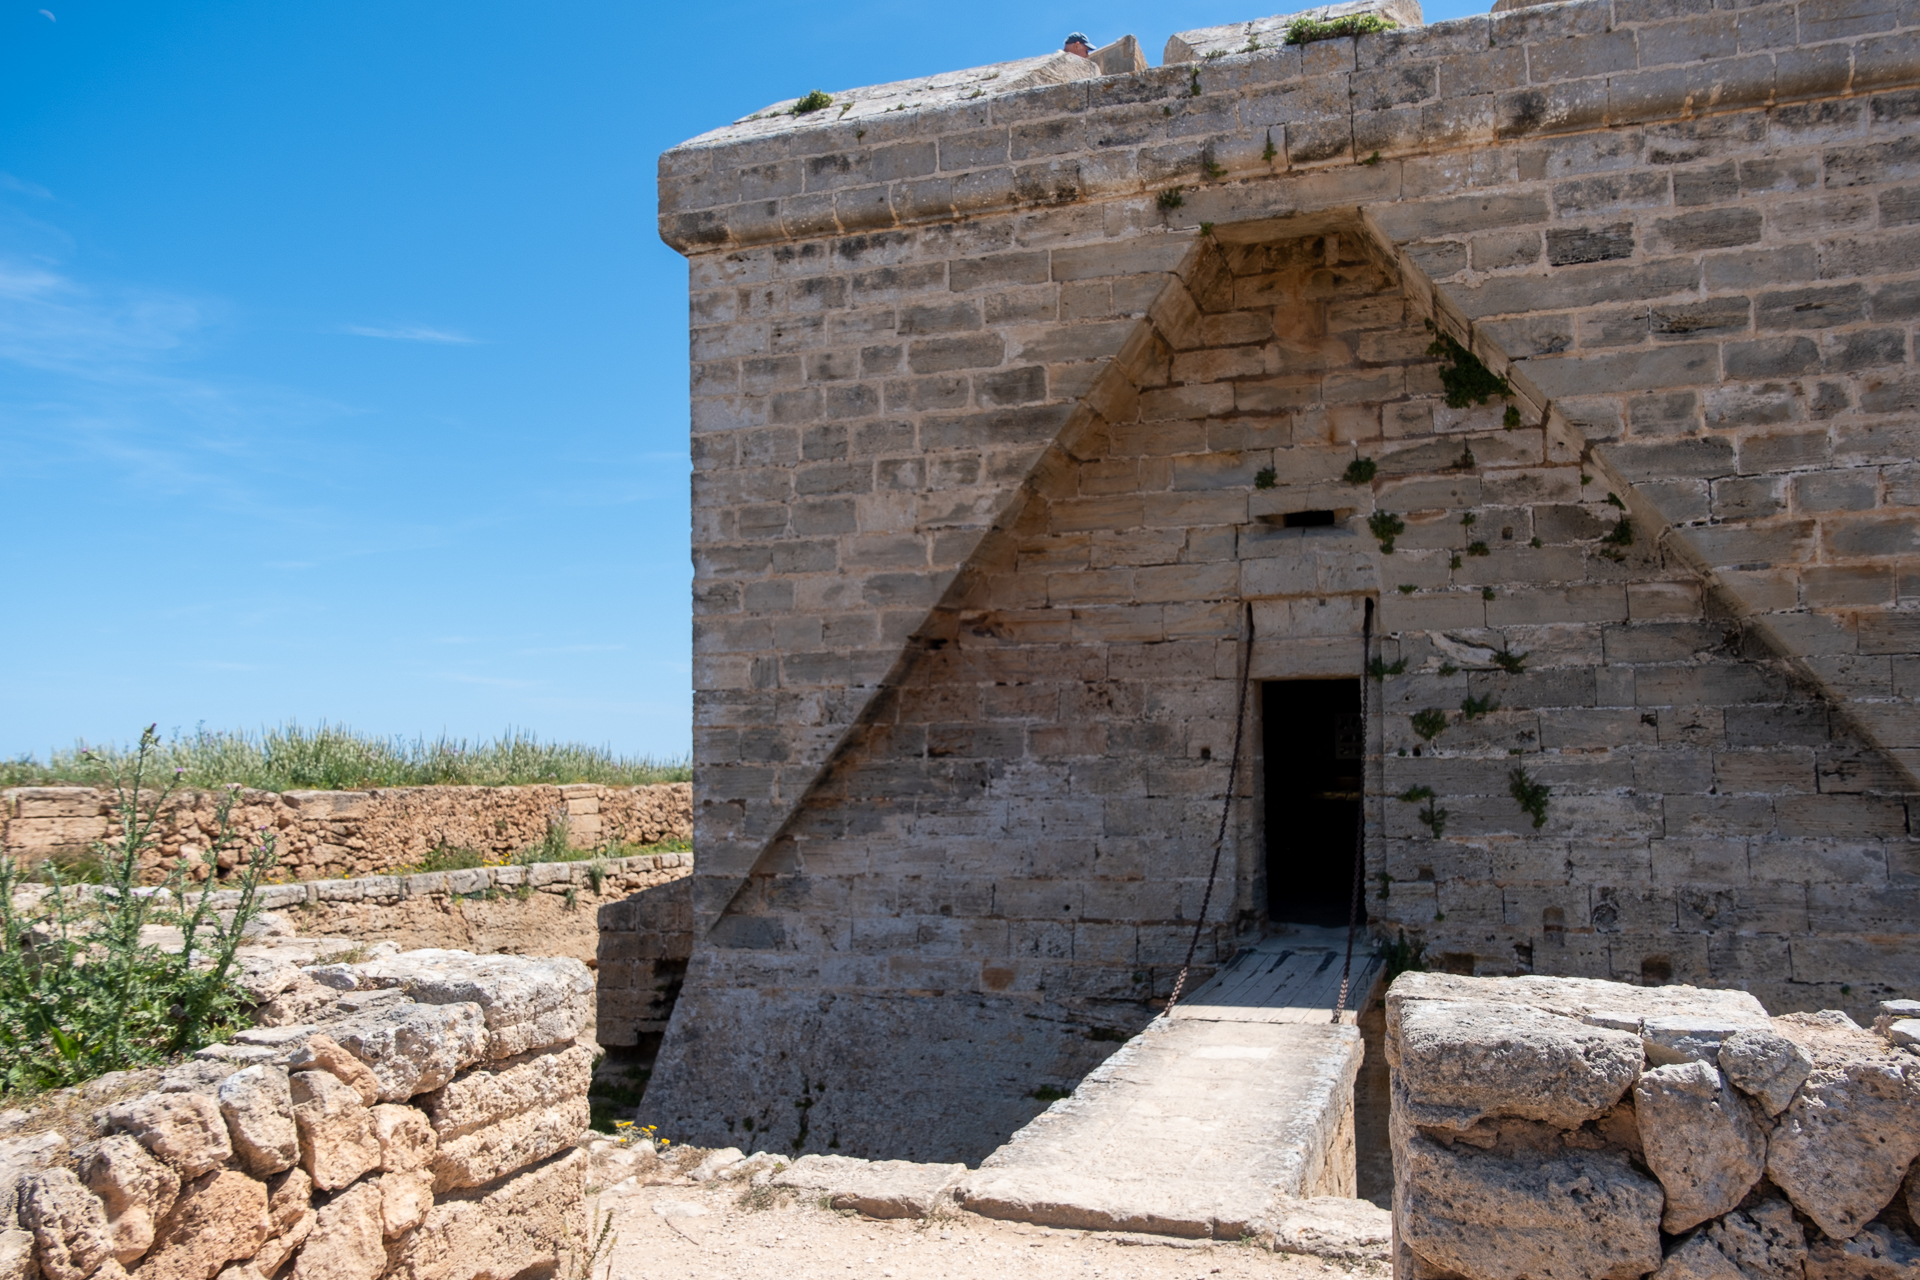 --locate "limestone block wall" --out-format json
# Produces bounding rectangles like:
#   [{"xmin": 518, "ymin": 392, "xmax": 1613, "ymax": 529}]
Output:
[
  {"xmin": 648, "ymin": 0, "xmax": 1920, "ymax": 1162},
  {"xmin": 1387, "ymin": 971, "xmax": 1920, "ymax": 1280},
  {"xmin": 1, "ymin": 783, "xmax": 691, "ymax": 883},
  {"xmin": 0, "ymin": 950, "xmax": 593, "ymax": 1280}
]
